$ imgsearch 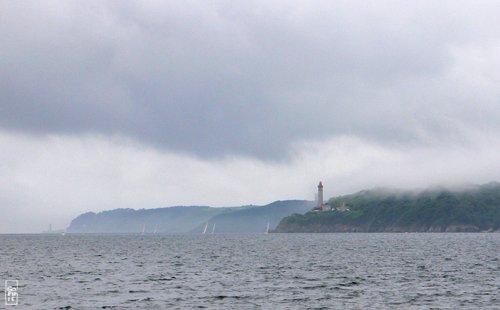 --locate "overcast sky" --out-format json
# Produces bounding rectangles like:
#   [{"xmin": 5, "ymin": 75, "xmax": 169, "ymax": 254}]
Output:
[{"xmin": 1, "ymin": 1, "xmax": 500, "ymax": 232}]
